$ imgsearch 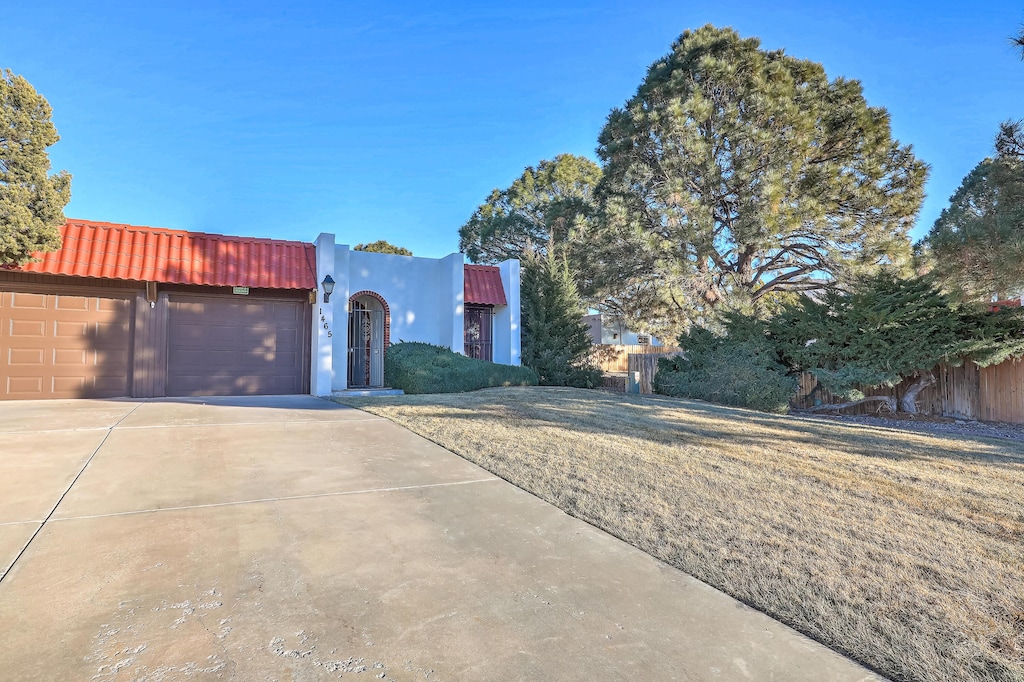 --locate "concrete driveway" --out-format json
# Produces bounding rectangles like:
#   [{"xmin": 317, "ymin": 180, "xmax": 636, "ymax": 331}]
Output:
[{"xmin": 0, "ymin": 396, "xmax": 880, "ymax": 681}]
